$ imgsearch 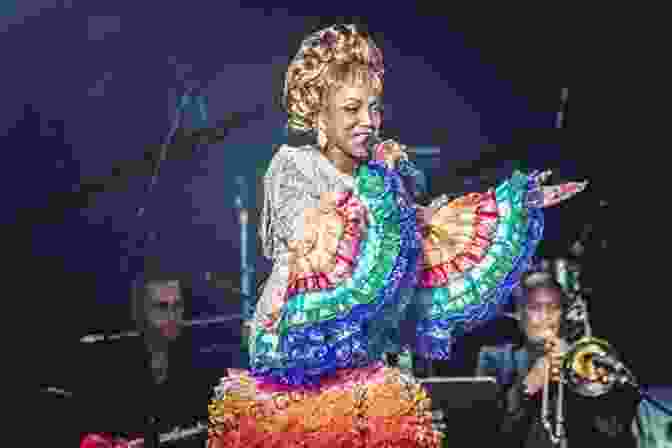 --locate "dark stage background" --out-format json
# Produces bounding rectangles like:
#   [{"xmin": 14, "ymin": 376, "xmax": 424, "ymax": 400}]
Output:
[{"xmin": 3, "ymin": 1, "xmax": 657, "ymax": 443}]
